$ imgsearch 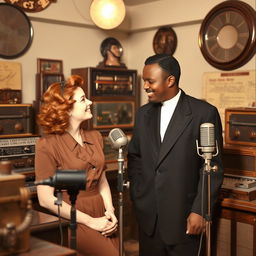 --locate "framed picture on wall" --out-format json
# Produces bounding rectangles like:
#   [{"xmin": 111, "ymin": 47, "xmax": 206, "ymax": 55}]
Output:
[
  {"xmin": 36, "ymin": 73, "xmax": 64, "ymax": 100},
  {"xmin": 37, "ymin": 58, "xmax": 63, "ymax": 74},
  {"xmin": 92, "ymin": 101, "xmax": 134, "ymax": 129}
]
